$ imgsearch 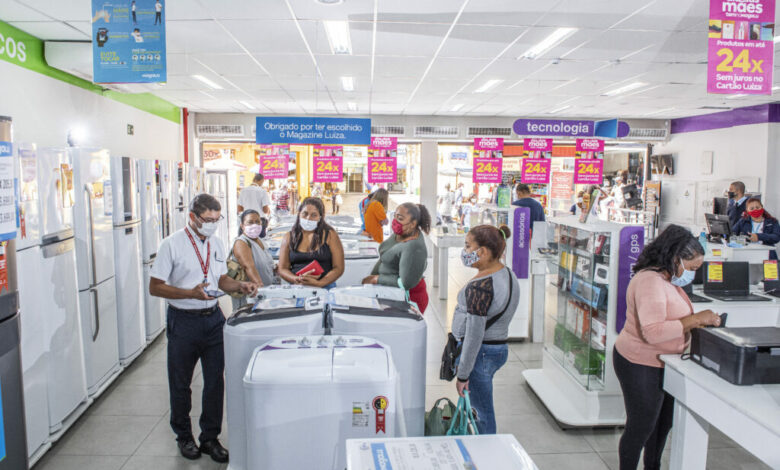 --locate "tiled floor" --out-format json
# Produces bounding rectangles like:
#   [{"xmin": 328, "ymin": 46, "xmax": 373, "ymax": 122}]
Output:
[{"xmin": 33, "ymin": 251, "xmax": 772, "ymax": 470}]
